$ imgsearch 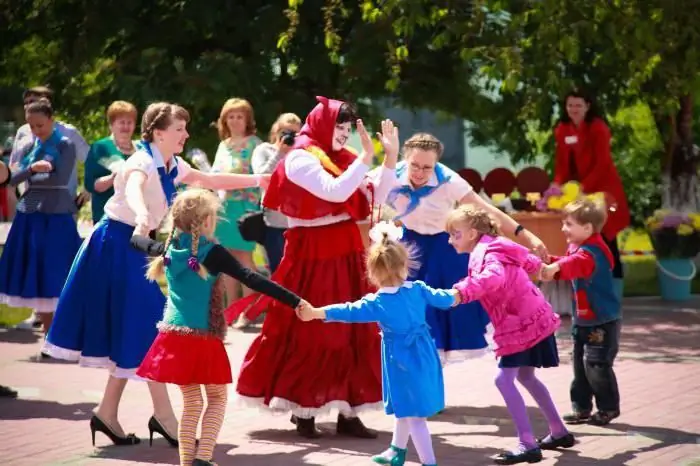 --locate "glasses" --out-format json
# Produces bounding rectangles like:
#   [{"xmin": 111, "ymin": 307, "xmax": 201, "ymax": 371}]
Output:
[{"xmin": 409, "ymin": 162, "xmax": 435, "ymax": 173}]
